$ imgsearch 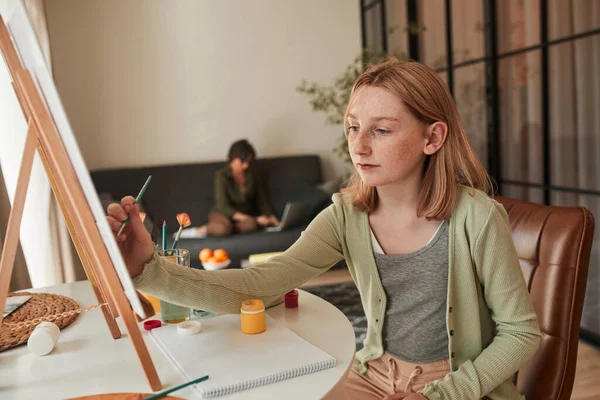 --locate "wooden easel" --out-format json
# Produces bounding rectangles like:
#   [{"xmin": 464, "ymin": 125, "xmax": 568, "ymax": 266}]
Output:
[{"xmin": 0, "ymin": 16, "xmax": 161, "ymax": 391}]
